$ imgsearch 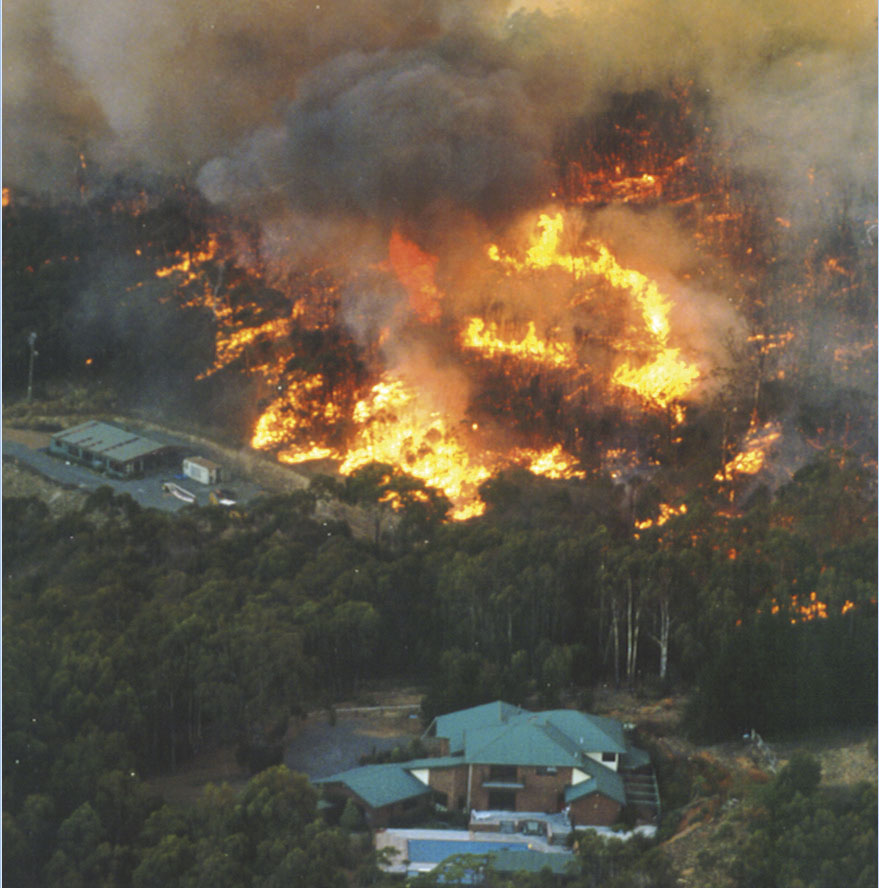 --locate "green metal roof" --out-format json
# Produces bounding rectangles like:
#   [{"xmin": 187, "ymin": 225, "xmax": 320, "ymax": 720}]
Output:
[
  {"xmin": 314, "ymin": 764, "xmax": 431, "ymax": 810},
  {"xmin": 433, "ymin": 701, "xmax": 524, "ymax": 754},
  {"xmin": 402, "ymin": 756, "xmax": 466, "ymax": 771},
  {"xmin": 564, "ymin": 759, "xmax": 627, "ymax": 806},
  {"xmin": 538, "ymin": 710, "xmax": 628, "ymax": 754},
  {"xmin": 316, "ymin": 704, "xmax": 643, "ymax": 814},
  {"xmin": 465, "ymin": 720, "xmax": 579, "ymax": 767},
  {"xmin": 52, "ymin": 421, "xmax": 171, "ymax": 464},
  {"xmin": 463, "ymin": 709, "xmax": 628, "ymax": 766}
]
